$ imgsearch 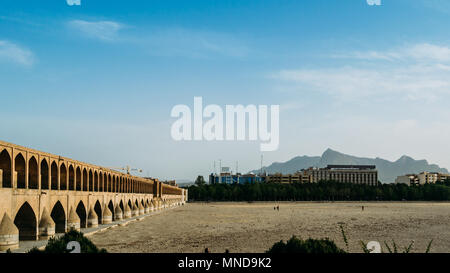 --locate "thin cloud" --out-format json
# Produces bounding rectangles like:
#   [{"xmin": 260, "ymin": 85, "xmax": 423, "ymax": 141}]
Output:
[
  {"xmin": 66, "ymin": 20, "xmax": 248, "ymax": 58},
  {"xmin": 131, "ymin": 27, "xmax": 249, "ymax": 59},
  {"xmin": 0, "ymin": 40, "xmax": 34, "ymax": 66},
  {"xmin": 333, "ymin": 43, "xmax": 450, "ymax": 63},
  {"xmin": 274, "ymin": 43, "xmax": 450, "ymax": 102},
  {"xmin": 68, "ymin": 20, "xmax": 123, "ymax": 41}
]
